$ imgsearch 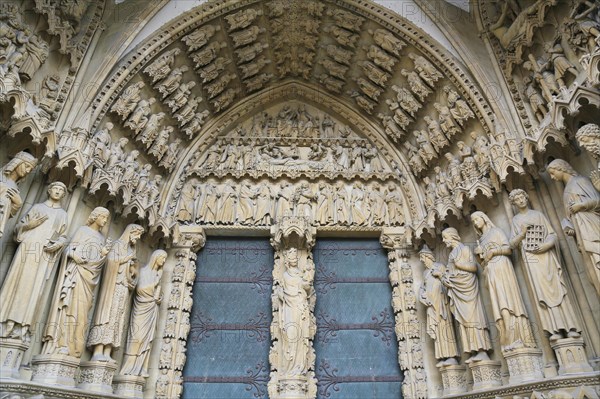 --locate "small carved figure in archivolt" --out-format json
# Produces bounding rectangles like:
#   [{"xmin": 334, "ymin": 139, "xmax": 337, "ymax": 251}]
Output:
[
  {"xmin": 182, "ymin": 25, "xmax": 220, "ymax": 51},
  {"xmin": 324, "ymin": 25, "xmax": 359, "ymax": 48},
  {"xmin": 111, "ymin": 81, "xmax": 145, "ymax": 120},
  {"xmin": 156, "ymin": 65, "xmax": 189, "ymax": 99},
  {"xmin": 225, "ymin": 8, "xmax": 262, "ymax": 31},
  {"xmin": 191, "ymin": 42, "xmax": 226, "ymax": 68},
  {"xmin": 230, "ymin": 26, "xmax": 265, "ymax": 48},
  {"xmin": 401, "ymin": 69, "xmax": 432, "ymax": 101},
  {"xmin": 369, "ymin": 28, "xmax": 406, "ymax": 56},
  {"xmin": 199, "ymin": 57, "xmax": 231, "ymax": 83},
  {"xmin": 408, "ymin": 53, "xmax": 443, "ymax": 86},
  {"xmin": 124, "ymin": 97, "xmax": 156, "ymax": 133},
  {"xmin": 324, "ymin": 44, "xmax": 353, "ymax": 65},
  {"xmin": 365, "ymin": 44, "xmax": 397, "ymax": 72},
  {"xmin": 175, "ymin": 96, "xmax": 202, "ymax": 125},
  {"xmin": 444, "ymin": 86, "xmax": 474, "ymax": 126},
  {"xmin": 235, "ymin": 42, "xmax": 268, "ymax": 63},
  {"xmin": 144, "ymin": 48, "xmax": 181, "ymax": 82}
]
